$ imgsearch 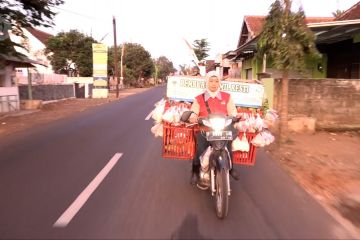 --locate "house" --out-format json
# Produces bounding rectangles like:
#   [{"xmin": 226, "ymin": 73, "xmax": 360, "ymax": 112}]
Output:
[
  {"xmin": 223, "ymin": 15, "xmax": 335, "ymax": 80},
  {"xmin": 1, "ymin": 19, "xmax": 43, "ymax": 112},
  {"xmin": 224, "ymin": 1, "xmax": 360, "ymax": 80},
  {"xmin": 220, "ymin": 3, "xmax": 360, "ymax": 131},
  {"xmin": 308, "ymin": 19, "xmax": 360, "ymax": 79},
  {"xmin": 336, "ymin": 2, "xmax": 360, "ymax": 20},
  {"xmin": 10, "ymin": 27, "xmax": 53, "ymax": 72},
  {"xmin": 1, "ymin": 24, "xmax": 71, "ymax": 113},
  {"xmin": 9, "ymin": 27, "xmax": 67, "ymax": 85}
]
